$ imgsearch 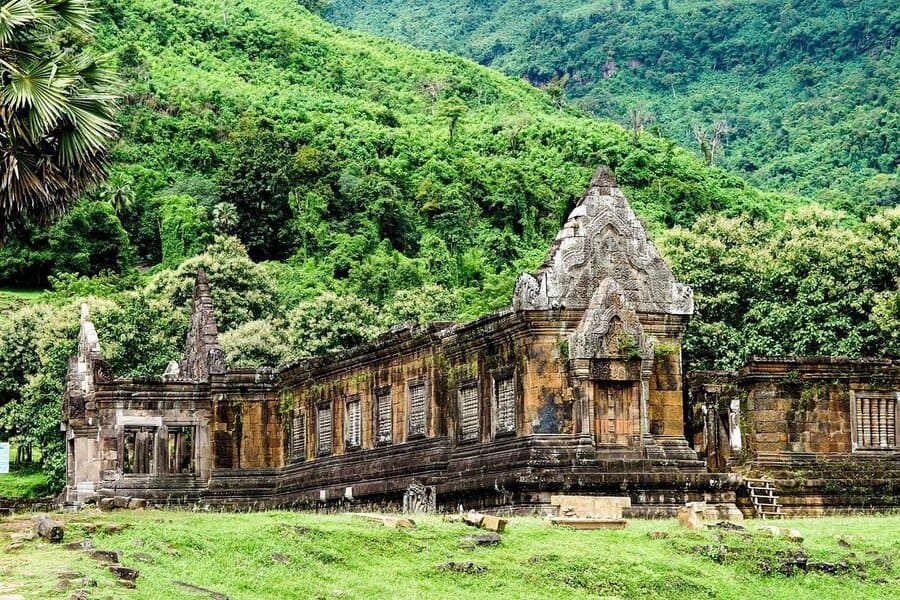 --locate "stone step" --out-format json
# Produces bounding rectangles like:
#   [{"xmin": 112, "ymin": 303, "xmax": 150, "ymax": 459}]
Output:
[{"xmin": 751, "ymin": 496, "xmax": 778, "ymax": 504}]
